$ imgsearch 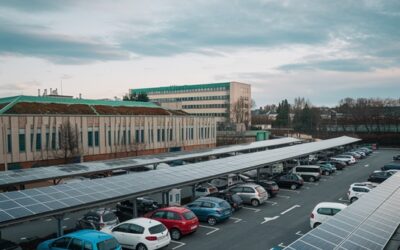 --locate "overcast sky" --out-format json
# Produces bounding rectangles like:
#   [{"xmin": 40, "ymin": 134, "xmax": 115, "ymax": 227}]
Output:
[{"xmin": 0, "ymin": 0, "xmax": 399, "ymax": 107}]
